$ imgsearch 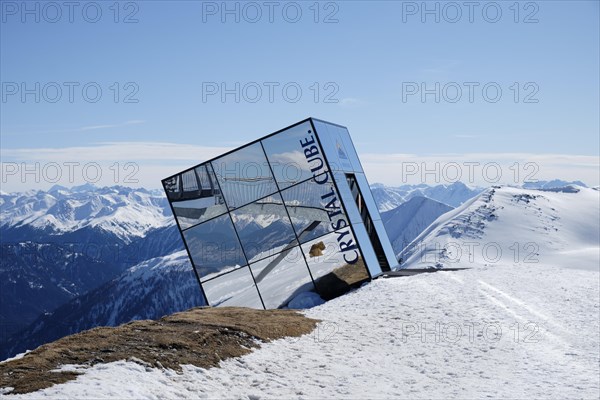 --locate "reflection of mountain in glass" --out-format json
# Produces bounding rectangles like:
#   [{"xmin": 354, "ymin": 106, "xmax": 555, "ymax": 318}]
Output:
[
  {"xmin": 336, "ymin": 139, "xmax": 348, "ymax": 160},
  {"xmin": 230, "ymin": 194, "xmax": 297, "ymax": 263},
  {"xmin": 182, "ymin": 214, "xmax": 247, "ymax": 278}
]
